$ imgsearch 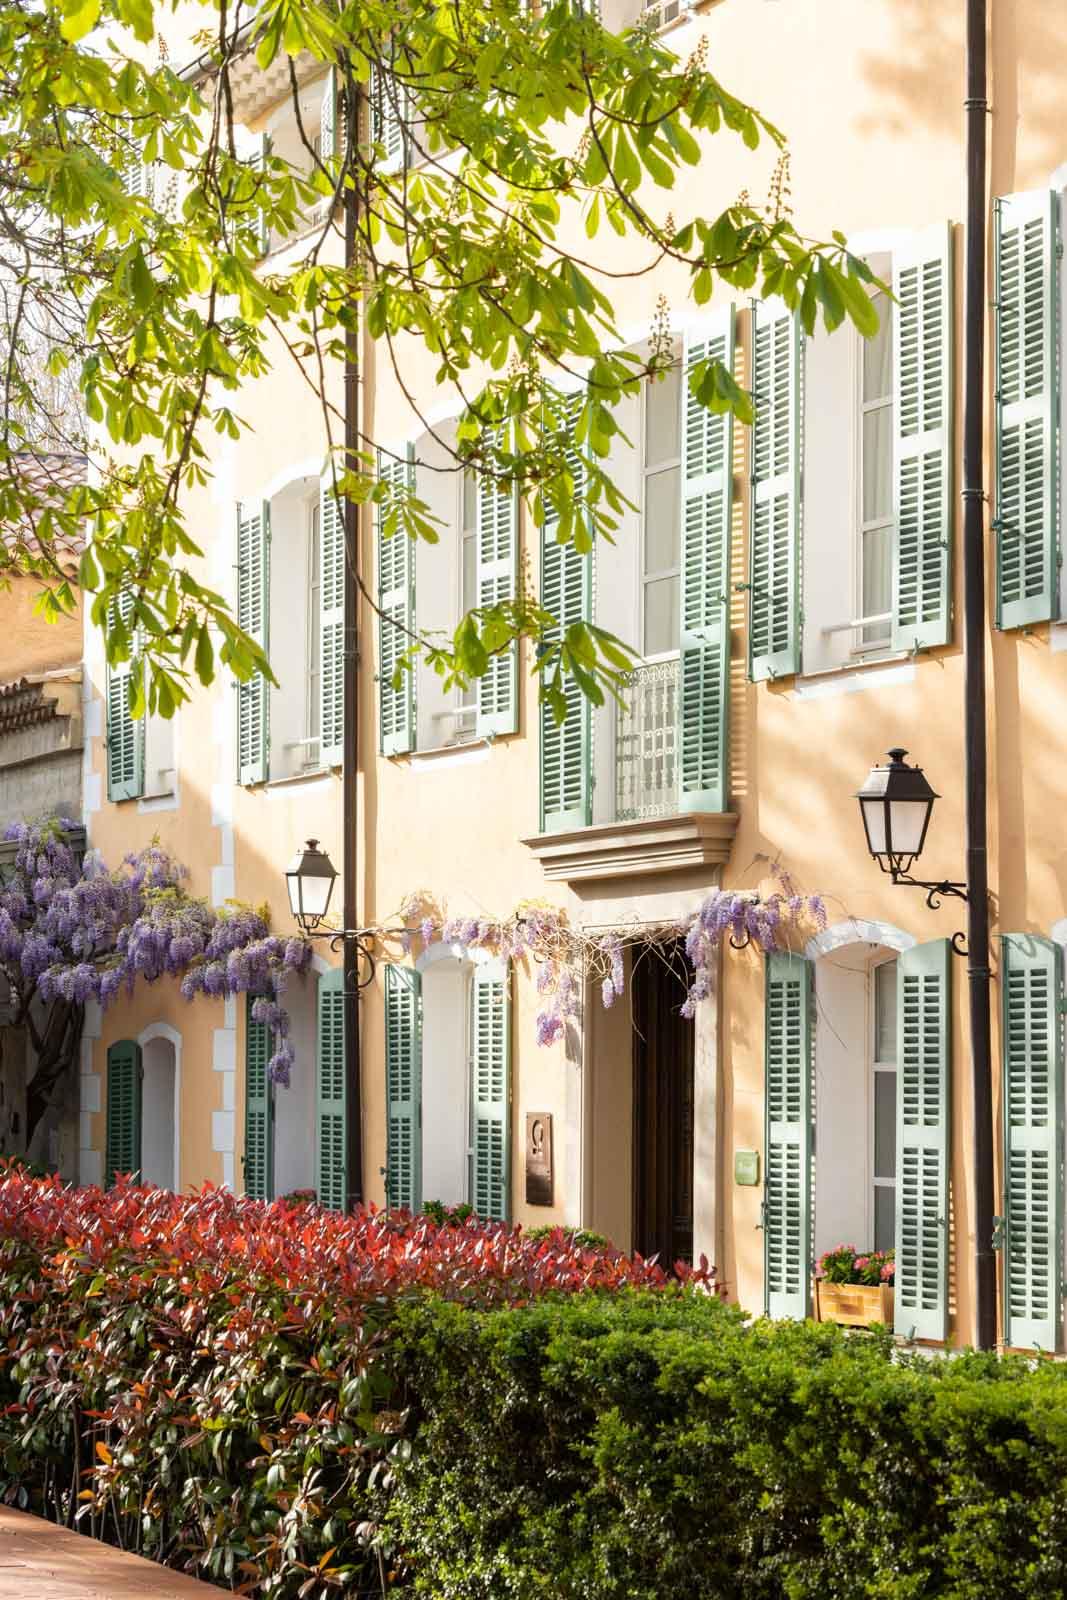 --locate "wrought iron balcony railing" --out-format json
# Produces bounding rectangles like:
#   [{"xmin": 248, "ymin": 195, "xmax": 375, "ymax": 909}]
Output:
[{"xmin": 615, "ymin": 656, "xmax": 678, "ymax": 821}]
